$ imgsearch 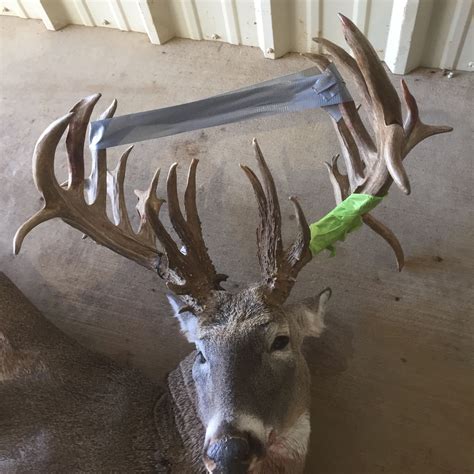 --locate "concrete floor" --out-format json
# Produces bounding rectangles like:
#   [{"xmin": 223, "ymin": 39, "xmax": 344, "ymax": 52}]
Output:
[{"xmin": 1, "ymin": 17, "xmax": 473, "ymax": 474}]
